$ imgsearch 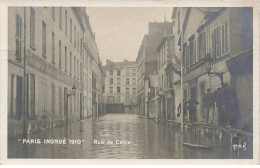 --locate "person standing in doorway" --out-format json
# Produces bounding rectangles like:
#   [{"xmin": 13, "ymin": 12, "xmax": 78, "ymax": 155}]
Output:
[
  {"xmin": 187, "ymin": 97, "xmax": 199, "ymax": 123},
  {"xmin": 203, "ymin": 88, "xmax": 214, "ymax": 124}
]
